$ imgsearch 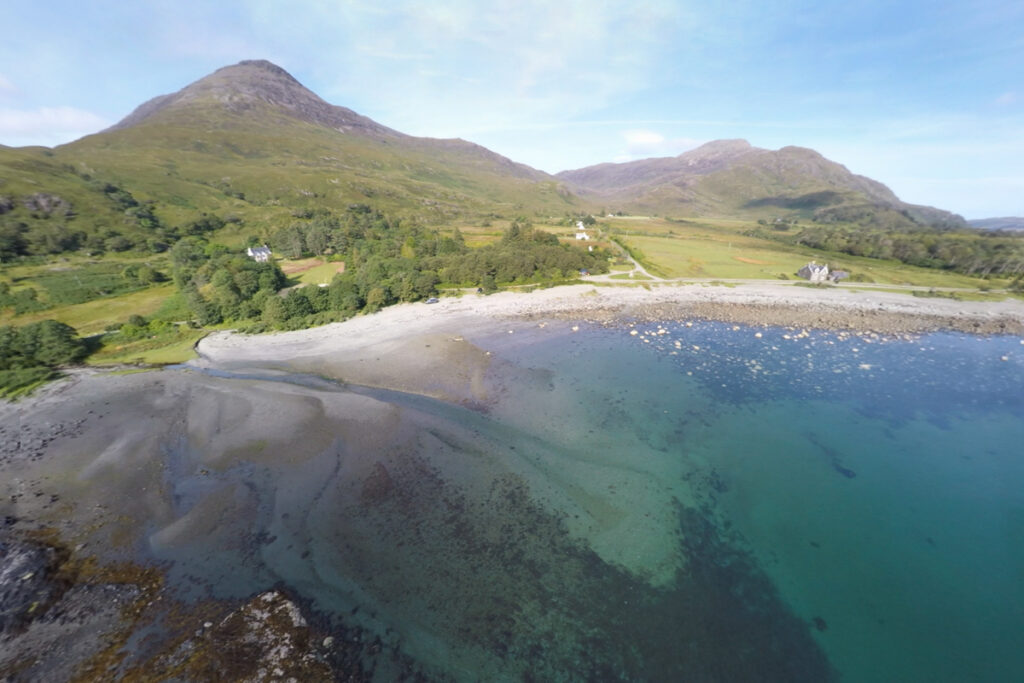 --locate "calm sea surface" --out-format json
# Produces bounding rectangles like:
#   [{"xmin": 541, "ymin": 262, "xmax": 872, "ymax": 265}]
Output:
[
  {"xmin": 149, "ymin": 320, "xmax": 1024, "ymax": 681},
  {"xmin": 482, "ymin": 321, "xmax": 1024, "ymax": 681}
]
